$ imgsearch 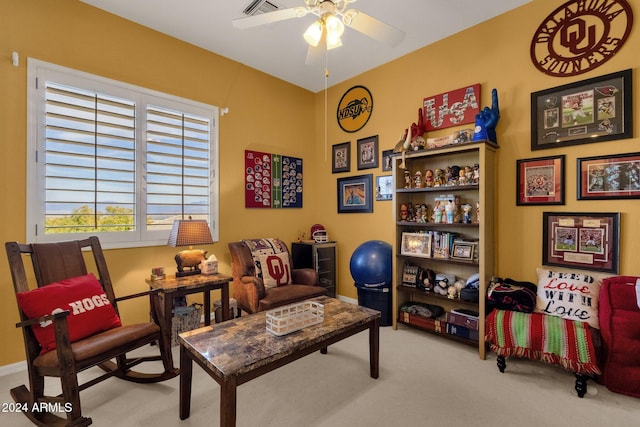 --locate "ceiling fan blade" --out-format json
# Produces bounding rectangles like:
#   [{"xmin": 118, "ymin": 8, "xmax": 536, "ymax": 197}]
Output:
[
  {"xmin": 344, "ymin": 9, "xmax": 405, "ymax": 47},
  {"xmin": 232, "ymin": 7, "xmax": 308, "ymax": 30}
]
